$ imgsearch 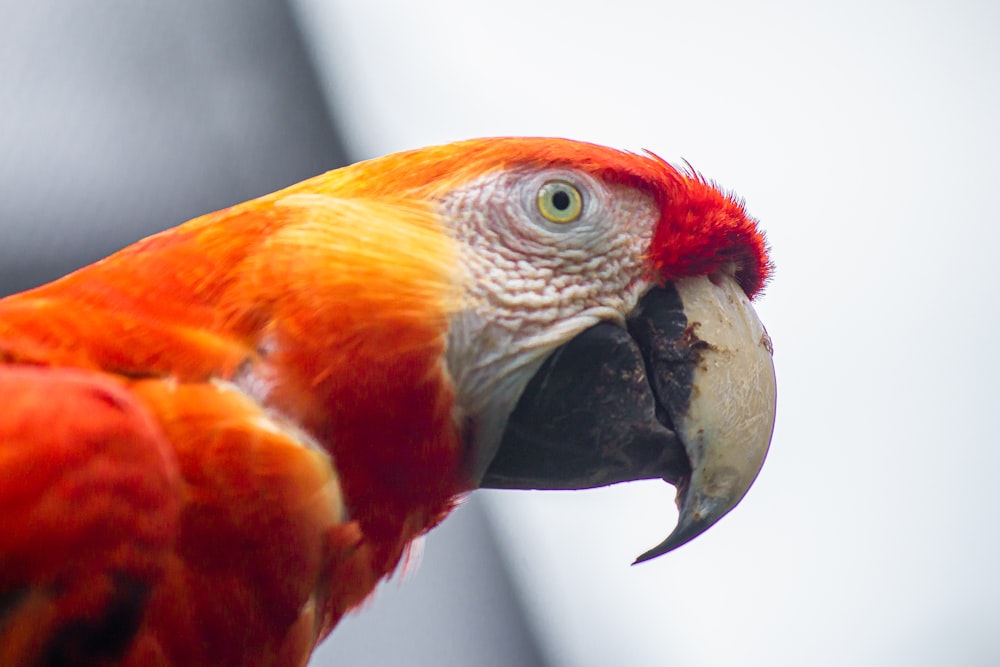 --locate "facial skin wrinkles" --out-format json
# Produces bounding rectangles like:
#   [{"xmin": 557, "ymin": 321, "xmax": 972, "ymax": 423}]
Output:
[
  {"xmin": 438, "ymin": 167, "xmax": 659, "ymax": 332},
  {"xmin": 436, "ymin": 165, "xmax": 662, "ymax": 481}
]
